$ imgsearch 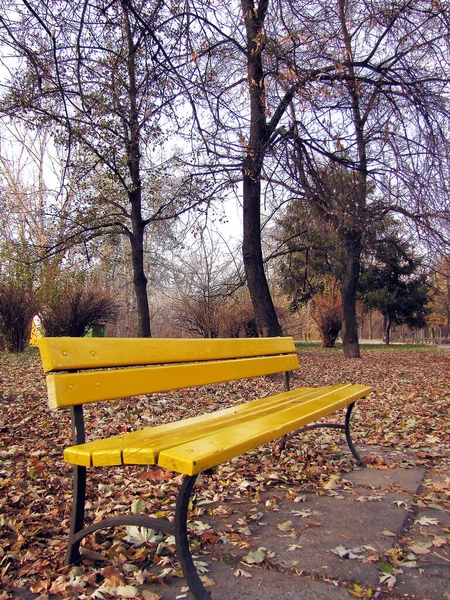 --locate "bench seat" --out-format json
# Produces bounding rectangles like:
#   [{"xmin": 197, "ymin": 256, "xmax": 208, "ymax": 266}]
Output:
[
  {"xmin": 158, "ymin": 383, "xmax": 370, "ymax": 474},
  {"xmin": 65, "ymin": 383, "xmax": 370, "ymax": 473}
]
